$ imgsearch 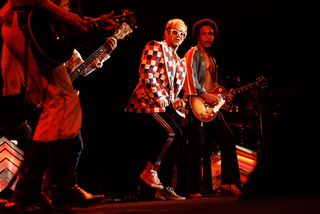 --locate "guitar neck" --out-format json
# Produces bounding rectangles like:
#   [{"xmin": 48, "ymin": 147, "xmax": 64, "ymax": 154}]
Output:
[
  {"xmin": 232, "ymin": 82, "xmax": 261, "ymax": 95},
  {"xmin": 69, "ymin": 41, "xmax": 114, "ymax": 82},
  {"xmin": 69, "ymin": 21, "xmax": 134, "ymax": 82}
]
